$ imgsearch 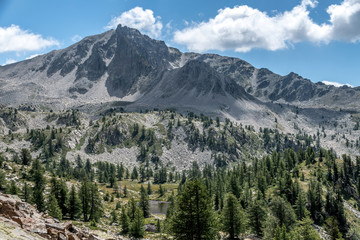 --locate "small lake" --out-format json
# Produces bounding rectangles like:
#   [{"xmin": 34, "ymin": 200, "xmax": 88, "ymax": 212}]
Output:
[{"xmin": 149, "ymin": 200, "xmax": 170, "ymax": 215}]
